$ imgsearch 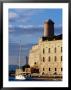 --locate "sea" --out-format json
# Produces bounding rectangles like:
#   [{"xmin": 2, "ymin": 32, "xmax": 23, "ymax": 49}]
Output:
[{"xmin": 9, "ymin": 76, "xmax": 44, "ymax": 81}]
